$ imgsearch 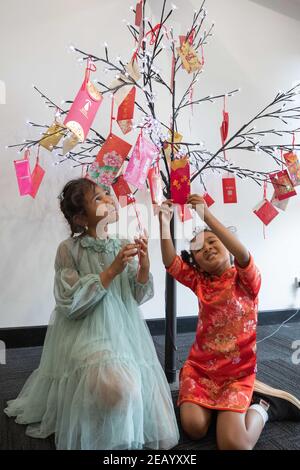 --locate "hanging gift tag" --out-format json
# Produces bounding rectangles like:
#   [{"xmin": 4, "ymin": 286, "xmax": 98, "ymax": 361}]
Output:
[
  {"xmin": 270, "ymin": 169, "xmax": 297, "ymax": 201},
  {"xmin": 177, "ymin": 40, "xmax": 202, "ymax": 74},
  {"xmin": 147, "ymin": 165, "xmax": 164, "ymax": 206},
  {"xmin": 117, "ymin": 87, "xmax": 136, "ymax": 135},
  {"xmin": 14, "ymin": 150, "xmax": 33, "ymax": 196},
  {"xmin": 29, "ymin": 152, "xmax": 45, "ymax": 199},
  {"xmin": 220, "ymin": 111, "xmax": 229, "ymax": 145},
  {"xmin": 270, "ymin": 191, "xmax": 289, "ymax": 212},
  {"xmin": 135, "ymin": 0, "xmax": 143, "ymax": 26},
  {"xmin": 253, "ymin": 199, "xmax": 279, "ymax": 226},
  {"xmin": 94, "ymin": 133, "xmax": 132, "ymax": 188},
  {"xmin": 112, "ymin": 175, "xmax": 135, "ymax": 208},
  {"xmin": 222, "ymin": 177, "xmax": 237, "ymax": 204},
  {"xmin": 163, "ymin": 131, "xmax": 183, "ymax": 167},
  {"xmin": 39, "ymin": 122, "xmax": 65, "ymax": 151},
  {"xmin": 203, "ymin": 192, "xmax": 215, "ymax": 208},
  {"xmin": 62, "ymin": 132, "xmax": 79, "ymax": 155},
  {"xmin": 284, "ymin": 151, "xmax": 300, "ymax": 187},
  {"xmin": 64, "ymin": 61, "xmax": 103, "ymax": 143},
  {"xmin": 177, "ymin": 204, "xmax": 193, "ymax": 223},
  {"xmin": 170, "ymin": 157, "xmax": 191, "ymax": 205},
  {"xmin": 124, "ymin": 134, "xmax": 158, "ymax": 190}
]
